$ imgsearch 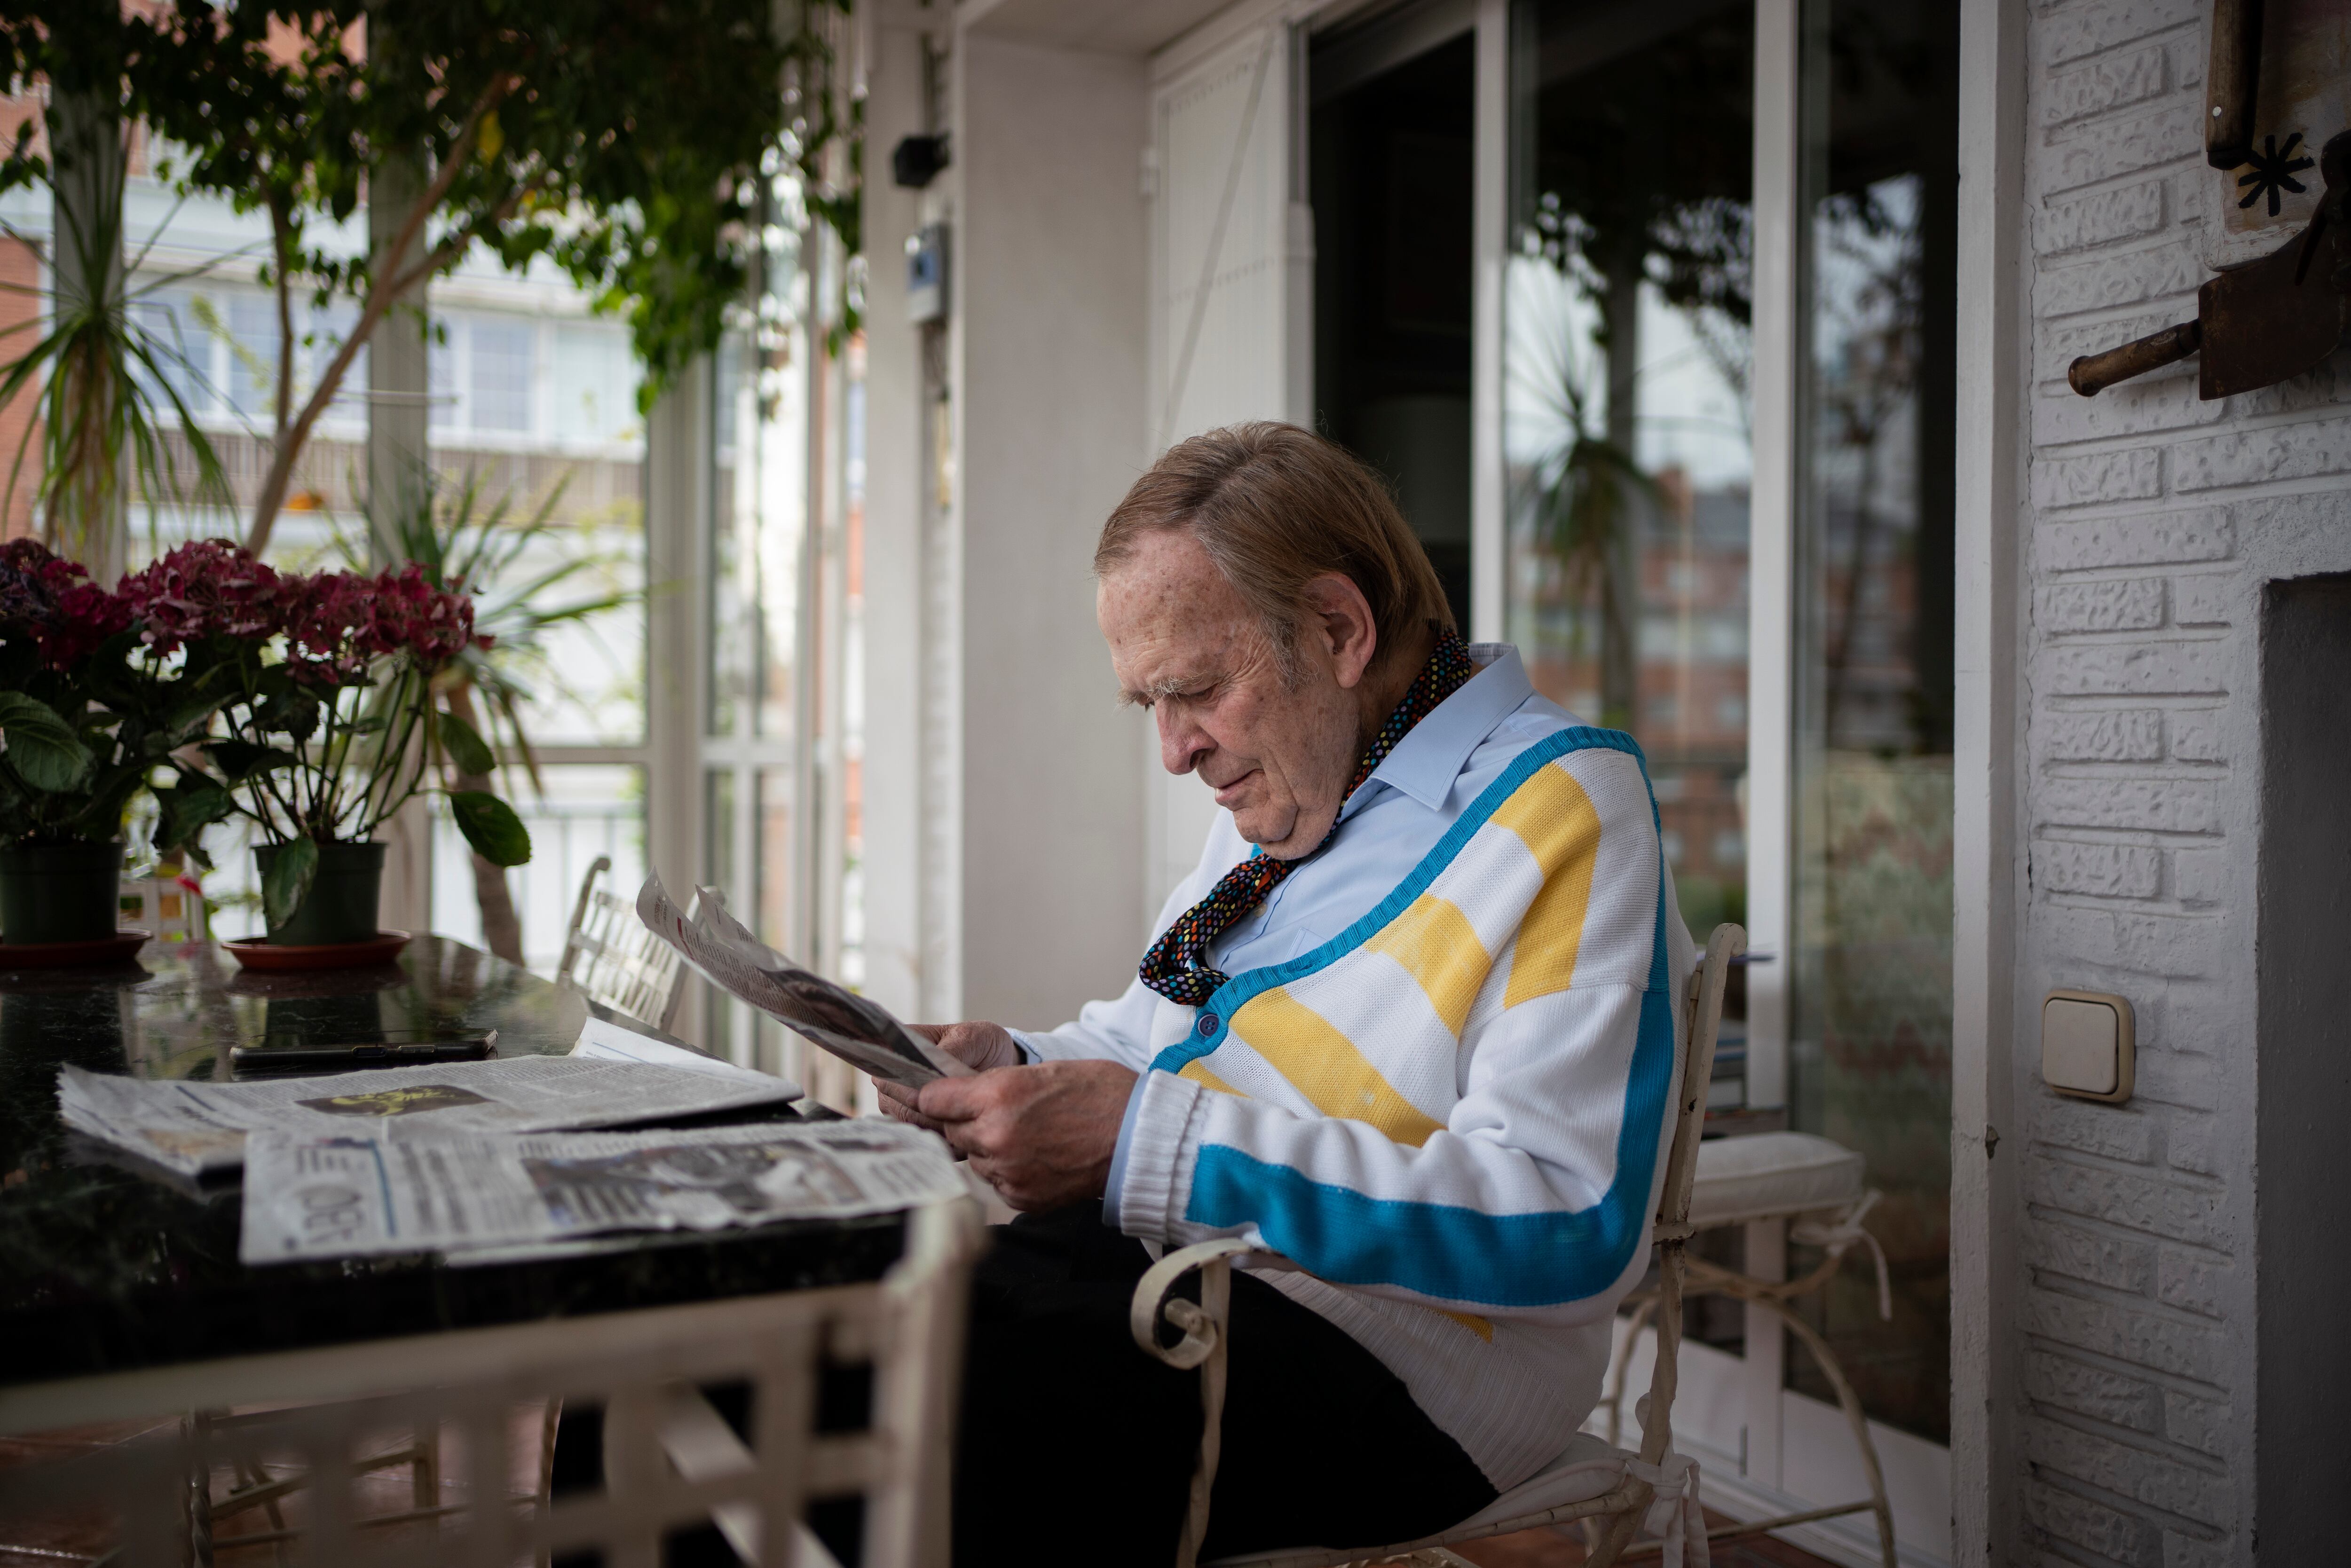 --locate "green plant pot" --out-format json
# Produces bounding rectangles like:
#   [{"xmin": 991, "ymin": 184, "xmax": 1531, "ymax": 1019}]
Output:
[
  {"xmin": 0, "ymin": 840, "xmax": 126, "ymax": 945},
  {"xmin": 255, "ymin": 840, "xmax": 387, "ymax": 946}
]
